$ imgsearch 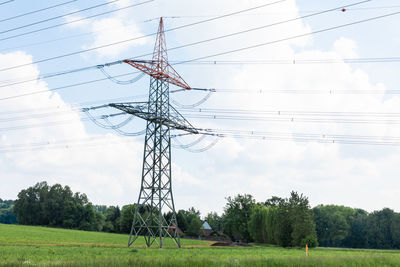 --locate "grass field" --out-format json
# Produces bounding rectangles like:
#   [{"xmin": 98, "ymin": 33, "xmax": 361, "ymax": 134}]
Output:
[{"xmin": 1, "ymin": 224, "xmax": 400, "ymax": 266}]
